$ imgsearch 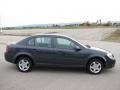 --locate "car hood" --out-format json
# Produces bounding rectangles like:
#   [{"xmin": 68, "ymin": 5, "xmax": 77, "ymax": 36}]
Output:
[{"xmin": 89, "ymin": 47, "xmax": 109, "ymax": 54}]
